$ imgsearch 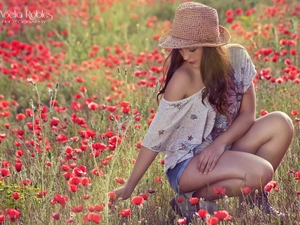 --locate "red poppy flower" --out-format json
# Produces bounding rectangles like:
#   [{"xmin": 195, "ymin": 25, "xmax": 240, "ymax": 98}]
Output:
[
  {"xmin": 131, "ymin": 196, "xmax": 144, "ymax": 205},
  {"xmin": 2, "ymin": 161, "xmax": 11, "ymax": 167},
  {"xmin": 53, "ymin": 194, "xmax": 68, "ymax": 207},
  {"xmin": 121, "ymin": 106, "xmax": 130, "ymax": 113},
  {"xmin": 73, "ymin": 166, "xmax": 86, "ymax": 177},
  {"xmin": 86, "ymin": 129, "xmax": 96, "ymax": 138},
  {"xmin": 69, "ymin": 184, "xmax": 79, "ymax": 192},
  {"xmin": 140, "ymin": 193, "xmax": 149, "ymax": 200},
  {"xmin": 87, "ymin": 212, "xmax": 101, "ymax": 224},
  {"xmin": 114, "ymin": 177, "xmax": 126, "ymax": 184},
  {"xmin": 0, "ymin": 168, "xmax": 10, "ymax": 177},
  {"xmin": 51, "ymin": 212, "xmax": 60, "ymax": 220},
  {"xmin": 225, "ymin": 10, "xmax": 234, "ymax": 17},
  {"xmin": 88, "ymin": 102, "xmax": 99, "ymax": 110},
  {"xmin": 241, "ymin": 187, "xmax": 253, "ymax": 195},
  {"xmin": 91, "ymin": 169, "xmax": 104, "ymax": 176},
  {"xmin": 2, "ymin": 111, "xmax": 10, "ymax": 118},
  {"xmin": 0, "ymin": 215, "xmax": 4, "ymax": 223},
  {"xmin": 50, "ymin": 117, "xmax": 59, "ymax": 127},
  {"xmin": 37, "ymin": 190, "xmax": 48, "ymax": 198},
  {"xmin": 81, "ymin": 177, "xmax": 91, "ymax": 186},
  {"xmin": 75, "ymin": 77, "xmax": 85, "ymax": 83},
  {"xmin": 189, "ymin": 197, "xmax": 199, "ymax": 205},
  {"xmin": 71, "ymin": 205, "xmax": 83, "ymax": 213},
  {"xmin": 177, "ymin": 197, "xmax": 183, "ymax": 203},
  {"xmin": 155, "ymin": 177, "xmax": 162, "ymax": 182},
  {"xmin": 235, "ymin": 8, "xmax": 243, "ymax": 15},
  {"xmin": 213, "ymin": 187, "xmax": 226, "ymax": 195},
  {"xmin": 226, "ymin": 17, "xmax": 234, "ymax": 23},
  {"xmin": 61, "ymin": 165, "xmax": 71, "ymax": 171},
  {"xmin": 66, "ymin": 218, "xmax": 75, "ymax": 223},
  {"xmin": 71, "ymin": 101, "xmax": 83, "ymax": 111},
  {"xmin": 206, "ymin": 216, "xmax": 219, "ymax": 225},
  {"xmin": 260, "ymin": 109, "xmax": 268, "ymax": 116},
  {"xmin": 79, "ymin": 86, "xmax": 87, "ymax": 93},
  {"xmin": 16, "ymin": 113, "xmax": 26, "ymax": 120},
  {"xmin": 107, "ymin": 106, "xmax": 117, "ymax": 112},
  {"xmin": 25, "ymin": 108, "xmax": 33, "ymax": 117},
  {"xmin": 82, "ymin": 195, "xmax": 90, "ymax": 200},
  {"xmin": 15, "ymin": 163, "xmax": 22, "ymax": 172},
  {"xmin": 92, "ymin": 142, "xmax": 107, "ymax": 150},
  {"xmin": 291, "ymin": 110, "xmax": 298, "ymax": 116},
  {"xmin": 50, "ymin": 100, "xmax": 59, "ymax": 106},
  {"xmin": 12, "ymin": 192, "xmax": 20, "ymax": 200},
  {"xmin": 108, "ymin": 192, "xmax": 117, "ymax": 201},
  {"xmin": 93, "ymin": 204, "xmax": 104, "ymax": 212},
  {"xmin": 197, "ymin": 209, "xmax": 208, "ymax": 218},
  {"xmin": 294, "ymin": 171, "xmax": 300, "ymax": 180},
  {"xmin": 69, "ymin": 177, "xmax": 81, "ymax": 185},
  {"xmin": 264, "ymin": 180, "xmax": 278, "ymax": 192},
  {"xmin": 21, "ymin": 178, "xmax": 31, "ymax": 186},
  {"xmin": 56, "ymin": 134, "xmax": 68, "ymax": 143},
  {"xmin": 120, "ymin": 101, "xmax": 130, "ymax": 107},
  {"xmin": 5, "ymin": 208, "xmax": 20, "ymax": 222},
  {"xmin": 290, "ymin": 49, "xmax": 297, "ymax": 55},
  {"xmin": 214, "ymin": 210, "xmax": 229, "ymax": 221},
  {"xmin": 120, "ymin": 208, "xmax": 131, "ymax": 217}
]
